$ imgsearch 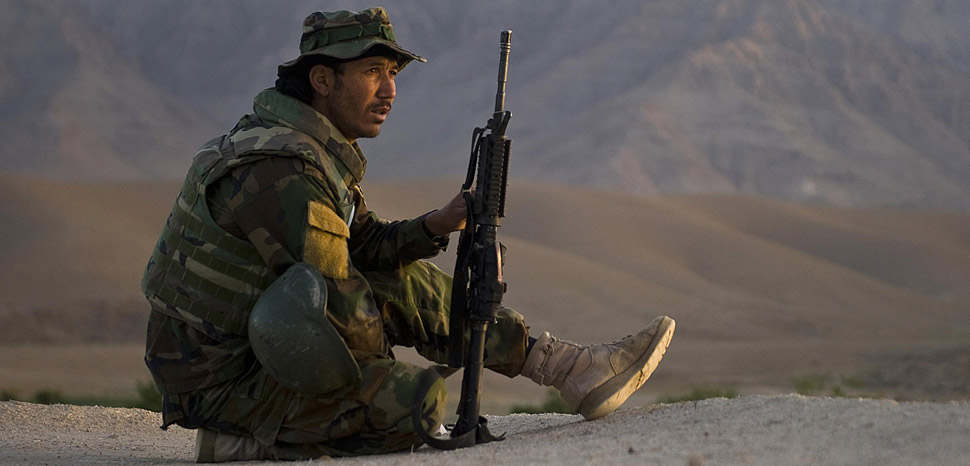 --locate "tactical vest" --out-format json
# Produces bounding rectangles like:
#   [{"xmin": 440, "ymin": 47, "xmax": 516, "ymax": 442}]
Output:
[{"xmin": 141, "ymin": 117, "xmax": 356, "ymax": 338}]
